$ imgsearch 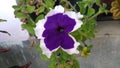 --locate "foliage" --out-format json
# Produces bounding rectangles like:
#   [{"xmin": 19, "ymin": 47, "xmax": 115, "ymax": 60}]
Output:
[
  {"xmin": 0, "ymin": 19, "xmax": 6, "ymax": 22},
  {"xmin": 13, "ymin": 0, "xmax": 108, "ymax": 68},
  {"xmin": 110, "ymin": 0, "xmax": 120, "ymax": 19},
  {"xmin": 13, "ymin": 0, "xmax": 55, "ymax": 35},
  {"xmin": 49, "ymin": 49, "xmax": 80, "ymax": 68}
]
